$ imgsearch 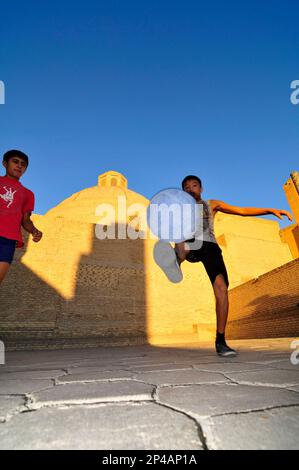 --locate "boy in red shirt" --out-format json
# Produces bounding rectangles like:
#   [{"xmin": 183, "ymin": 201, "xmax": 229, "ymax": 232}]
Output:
[{"xmin": 0, "ymin": 150, "xmax": 43, "ymax": 285}]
